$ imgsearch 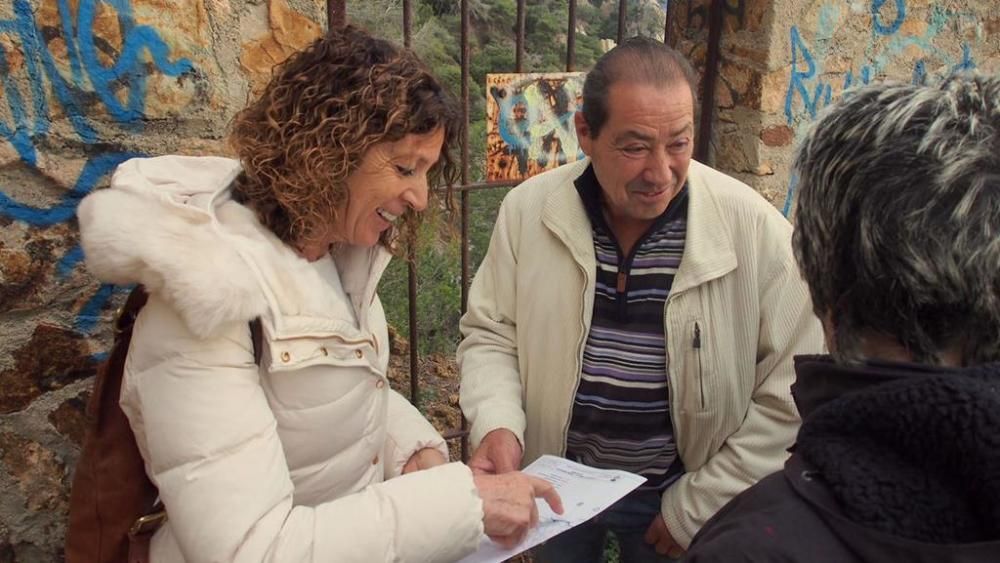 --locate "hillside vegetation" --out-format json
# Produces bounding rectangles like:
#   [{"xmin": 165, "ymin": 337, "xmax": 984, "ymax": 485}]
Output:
[{"xmin": 348, "ymin": 0, "xmax": 667, "ymax": 355}]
